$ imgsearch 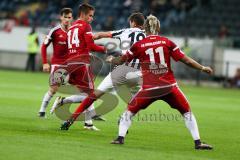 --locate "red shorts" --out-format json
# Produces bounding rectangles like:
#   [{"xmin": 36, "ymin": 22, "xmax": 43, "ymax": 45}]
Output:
[
  {"xmin": 67, "ymin": 63, "xmax": 94, "ymax": 94},
  {"xmin": 49, "ymin": 64, "xmax": 94, "ymax": 94},
  {"xmin": 128, "ymin": 85, "xmax": 190, "ymax": 114}
]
